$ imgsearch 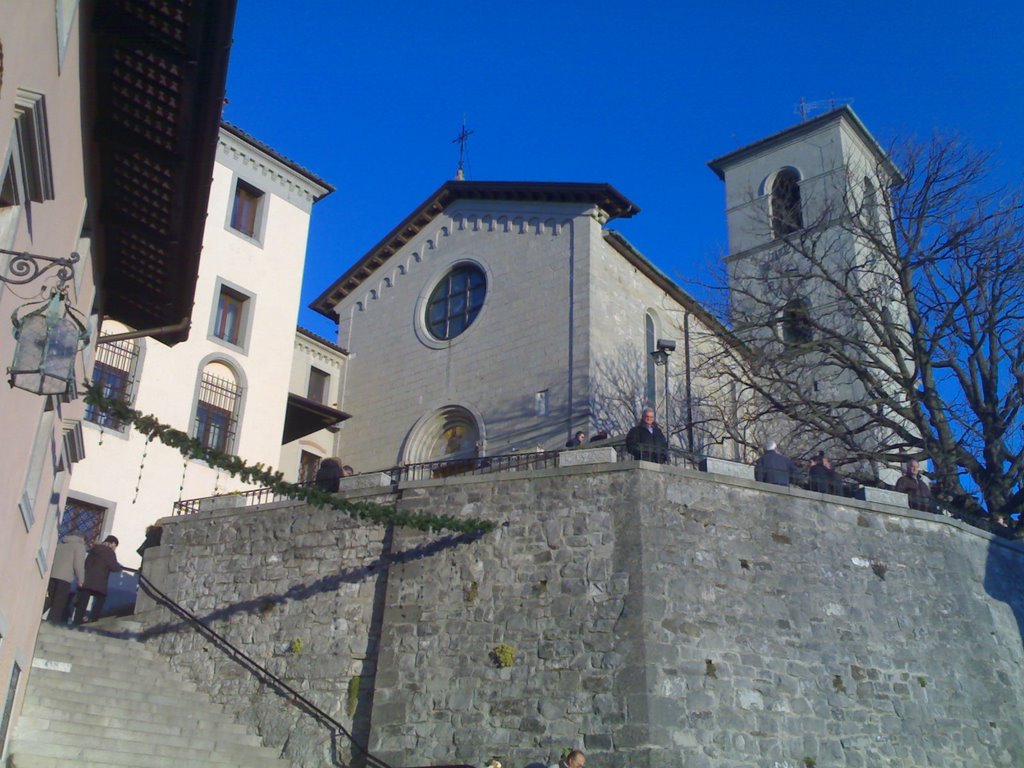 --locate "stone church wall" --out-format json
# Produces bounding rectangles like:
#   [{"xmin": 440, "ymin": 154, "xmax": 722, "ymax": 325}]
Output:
[
  {"xmin": 332, "ymin": 199, "xmax": 600, "ymax": 471},
  {"xmin": 138, "ymin": 466, "xmax": 1024, "ymax": 768}
]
